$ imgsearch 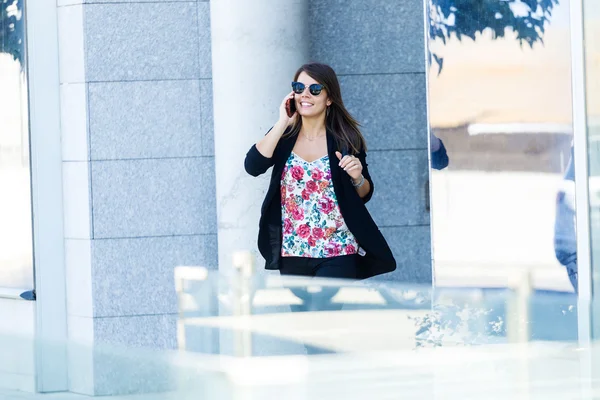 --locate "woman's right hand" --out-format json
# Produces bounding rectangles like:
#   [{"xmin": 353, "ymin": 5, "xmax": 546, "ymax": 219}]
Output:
[
  {"xmin": 256, "ymin": 92, "xmax": 296, "ymax": 159},
  {"xmin": 278, "ymin": 91, "xmax": 298, "ymax": 126}
]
